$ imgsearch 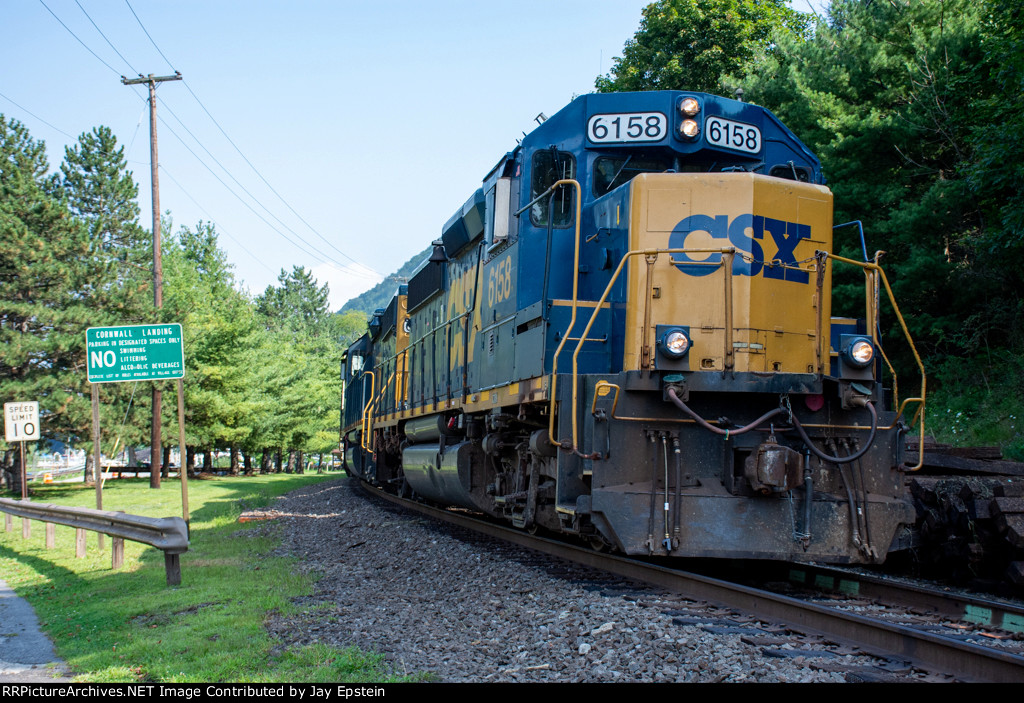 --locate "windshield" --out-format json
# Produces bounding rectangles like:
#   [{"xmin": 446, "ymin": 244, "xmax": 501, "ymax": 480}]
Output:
[{"xmin": 593, "ymin": 154, "xmax": 674, "ymax": 197}]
